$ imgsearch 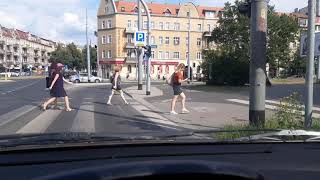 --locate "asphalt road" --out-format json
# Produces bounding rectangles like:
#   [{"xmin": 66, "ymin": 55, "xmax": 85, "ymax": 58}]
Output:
[{"xmin": 0, "ymin": 79, "xmax": 185, "ymax": 136}]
